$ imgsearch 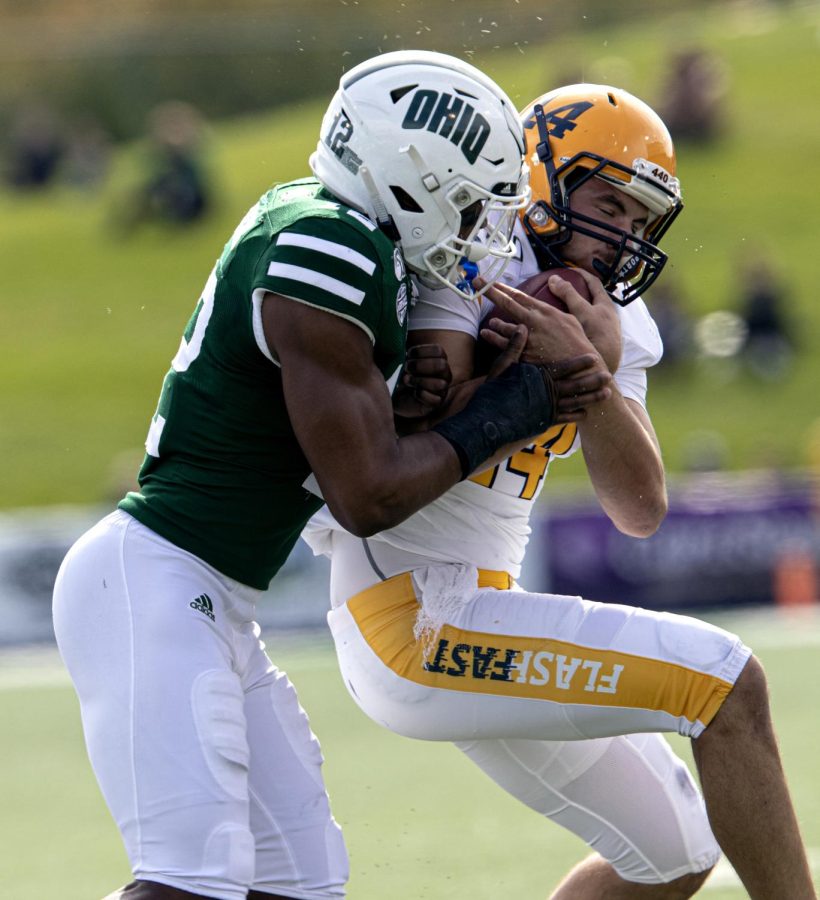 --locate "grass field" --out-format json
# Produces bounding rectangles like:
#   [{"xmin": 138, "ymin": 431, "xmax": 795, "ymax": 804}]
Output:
[{"xmin": 2, "ymin": 606, "xmax": 819, "ymax": 899}]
